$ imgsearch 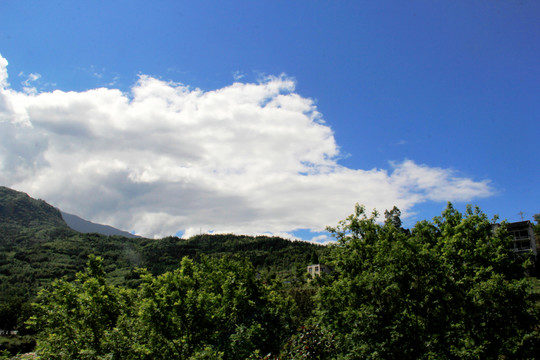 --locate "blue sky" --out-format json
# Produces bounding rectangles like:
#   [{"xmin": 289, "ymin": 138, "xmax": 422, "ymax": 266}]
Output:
[{"xmin": 0, "ymin": 1, "xmax": 538, "ymax": 240}]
